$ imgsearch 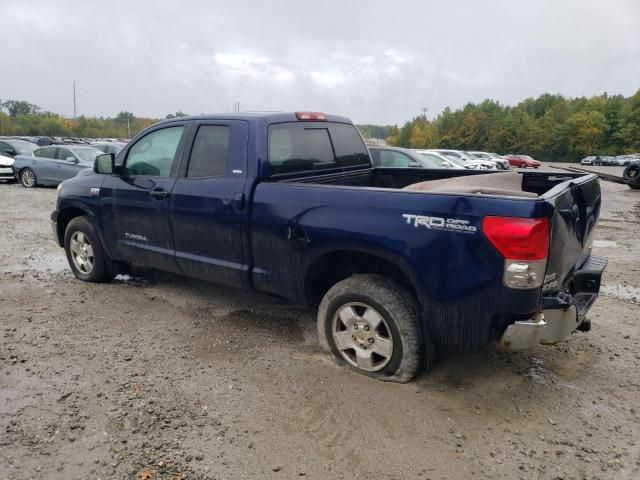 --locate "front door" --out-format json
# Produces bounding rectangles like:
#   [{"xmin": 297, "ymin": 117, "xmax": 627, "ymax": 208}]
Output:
[
  {"xmin": 170, "ymin": 120, "xmax": 249, "ymax": 287},
  {"xmin": 55, "ymin": 147, "xmax": 86, "ymax": 184},
  {"xmin": 100, "ymin": 124, "xmax": 187, "ymax": 272}
]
